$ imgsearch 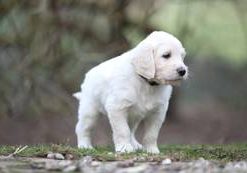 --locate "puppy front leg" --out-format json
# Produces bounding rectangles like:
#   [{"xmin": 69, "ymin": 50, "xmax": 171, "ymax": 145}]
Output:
[
  {"xmin": 142, "ymin": 105, "xmax": 168, "ymax": 154},
  {"xmin": 107, "ymin": 109, "xmax": 134, "ymax": 153},
  {"xmin": 129, "ymin": 119, "xmax": 143, "ymax": 150}
]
